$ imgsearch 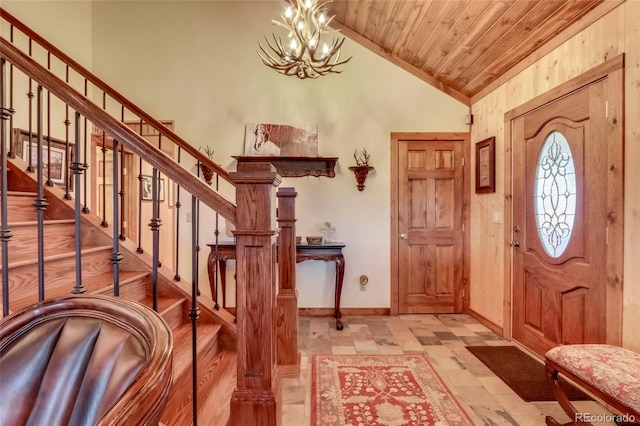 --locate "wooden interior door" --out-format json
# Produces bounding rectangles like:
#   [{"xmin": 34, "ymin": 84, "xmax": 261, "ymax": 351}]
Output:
[
  {"xmin": 396, "ymin": 137, "xmax": 464, "ymax": 313},
  {"xmin": 511, "ymin": 78, "xmax": 621, "ymax": 356}
]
